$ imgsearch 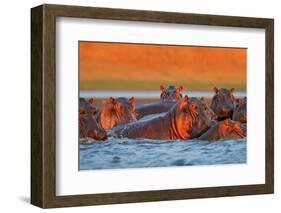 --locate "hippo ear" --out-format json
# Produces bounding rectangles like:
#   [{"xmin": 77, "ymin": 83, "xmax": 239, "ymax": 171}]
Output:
[
  {"xmin": 160, "ymin": 85, "xmax": 166, "ymax": 92},
  {"xmin": 178, "ymin": 85, "xmax": 184, "ymax": 92},
  {"xmin": 109, "ymin": 97, "xmax": 116, "ymax": 104},
  {"xmin": 88, "ymin": 98, "xmax": 94, "ymax": 104},
  {"xmin": 213, "ymin": 86, "xmax": 219, "ymax": 94},
  {"xmin": 129, "ymin": 96, "xmax": 135, "ymax": 102},
  {"xmin": 230, "ymin": 88, "xmax": 235, "ymax": 93},
  {"xmin": 183, "ymin": 95, "xmax": 189, "ymax": 102}
]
